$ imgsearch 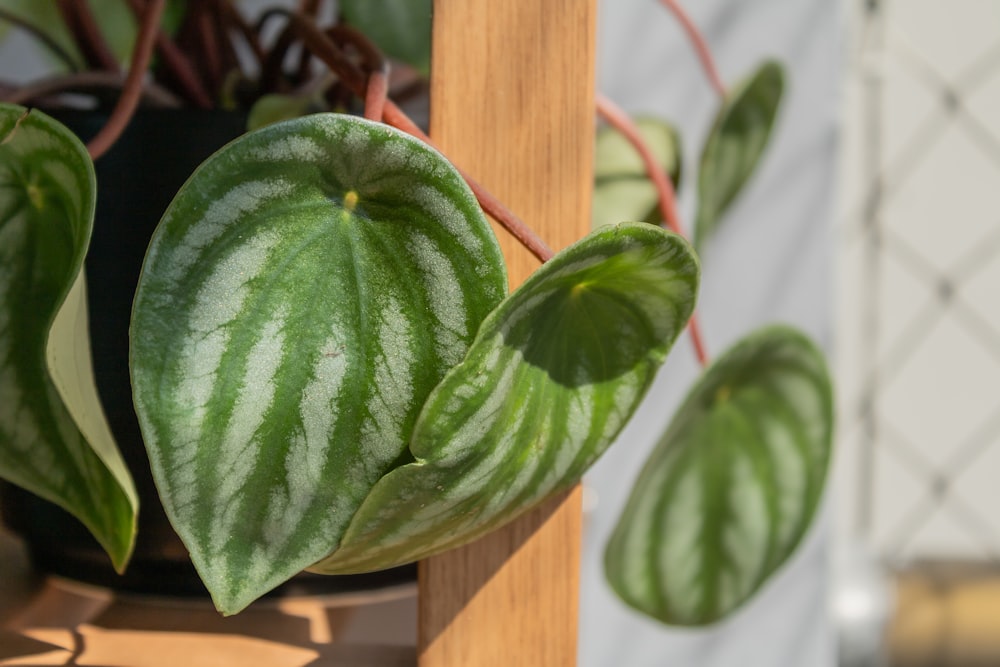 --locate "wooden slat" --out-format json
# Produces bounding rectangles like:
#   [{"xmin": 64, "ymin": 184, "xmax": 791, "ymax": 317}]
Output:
[{"xmin": 420, "ymin": 1, "xmax": 596, "ymax": 665}]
